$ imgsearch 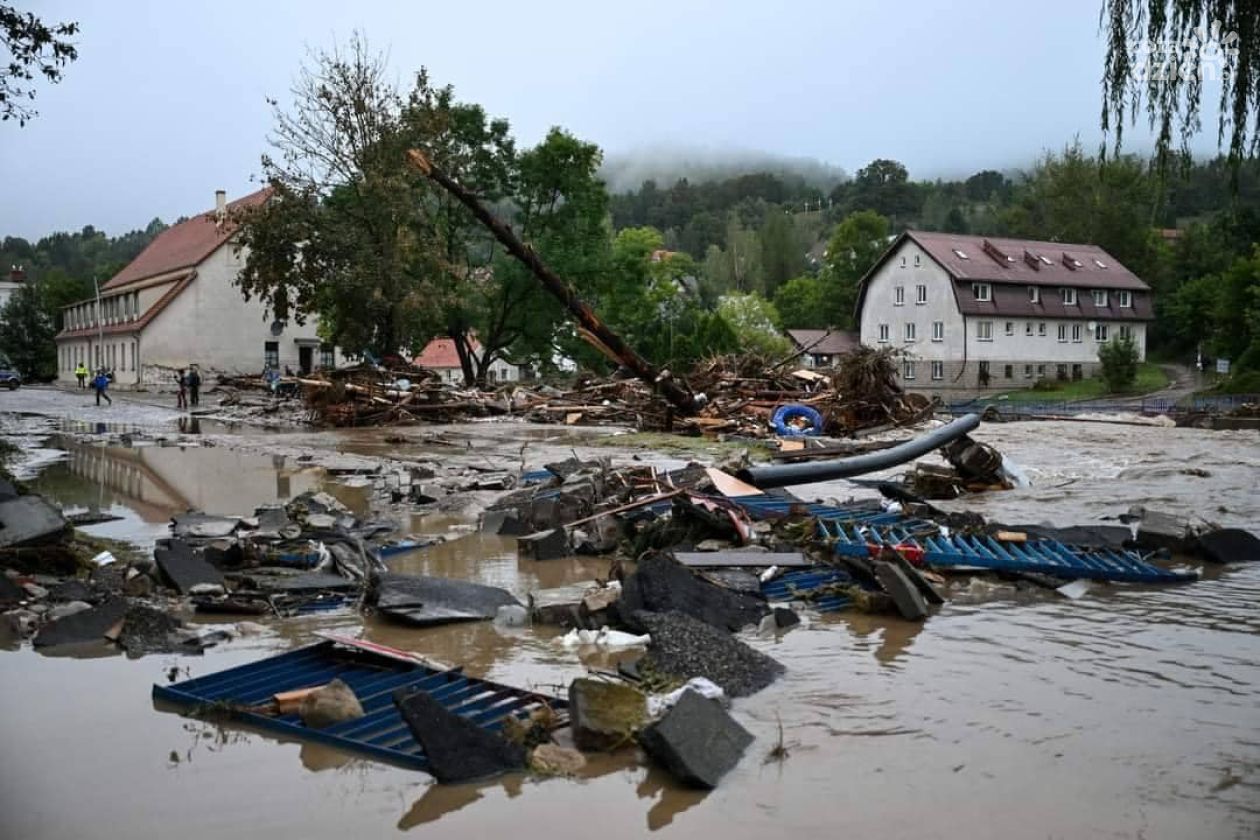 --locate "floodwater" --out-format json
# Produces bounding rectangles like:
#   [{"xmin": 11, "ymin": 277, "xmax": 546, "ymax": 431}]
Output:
[{"xmin": 1, "ymin": 393, "xmax": 1258, "ymax": 839}]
